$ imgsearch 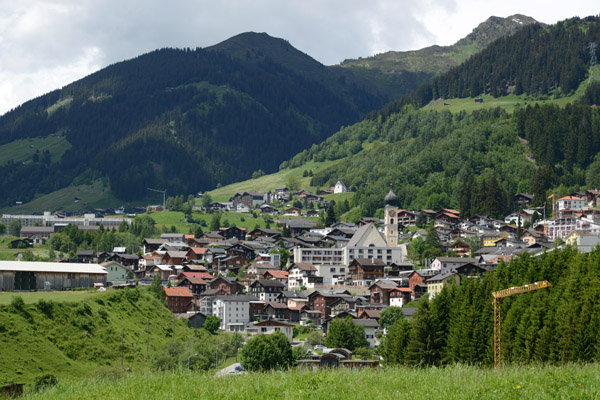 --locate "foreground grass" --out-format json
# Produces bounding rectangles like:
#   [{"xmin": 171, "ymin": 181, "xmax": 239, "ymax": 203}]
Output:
[{"xmin": 23, "ymin": 364, "xmax": 600, "ymax": 399}]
